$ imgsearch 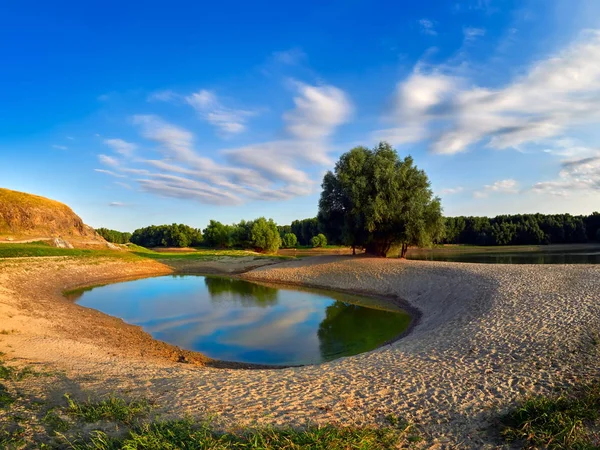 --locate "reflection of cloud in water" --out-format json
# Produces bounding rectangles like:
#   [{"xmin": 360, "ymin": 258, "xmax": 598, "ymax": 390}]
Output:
[{"xmin": 75, "ymin": 275, "xmax": 407, "ymax": 365}]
